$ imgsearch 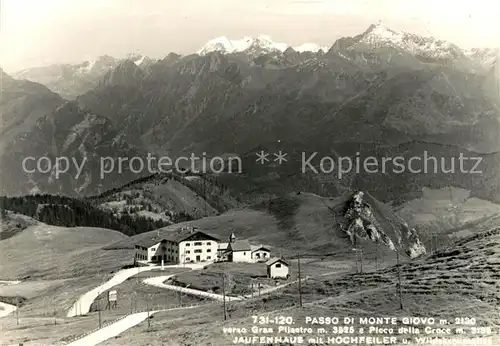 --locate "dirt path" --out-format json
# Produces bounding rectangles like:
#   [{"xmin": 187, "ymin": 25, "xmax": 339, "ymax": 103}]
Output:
[
  {"xmin": 0, "ymin": 301, "xmax": 17, "ymax": 318},
  {"xmin": 143, "ymin": 275, "xmax": 244, "ymax": 302},
  {"xmin": 0, "ymin": 280, "xmax": 21, "ymax": 318},
  {"xmin": 66, "ymin": 305, "xmax": 203, "ymax": 346},
  {"xmin": 67, "ymin": 262, "xmax": 208, "ymax": 317}
]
